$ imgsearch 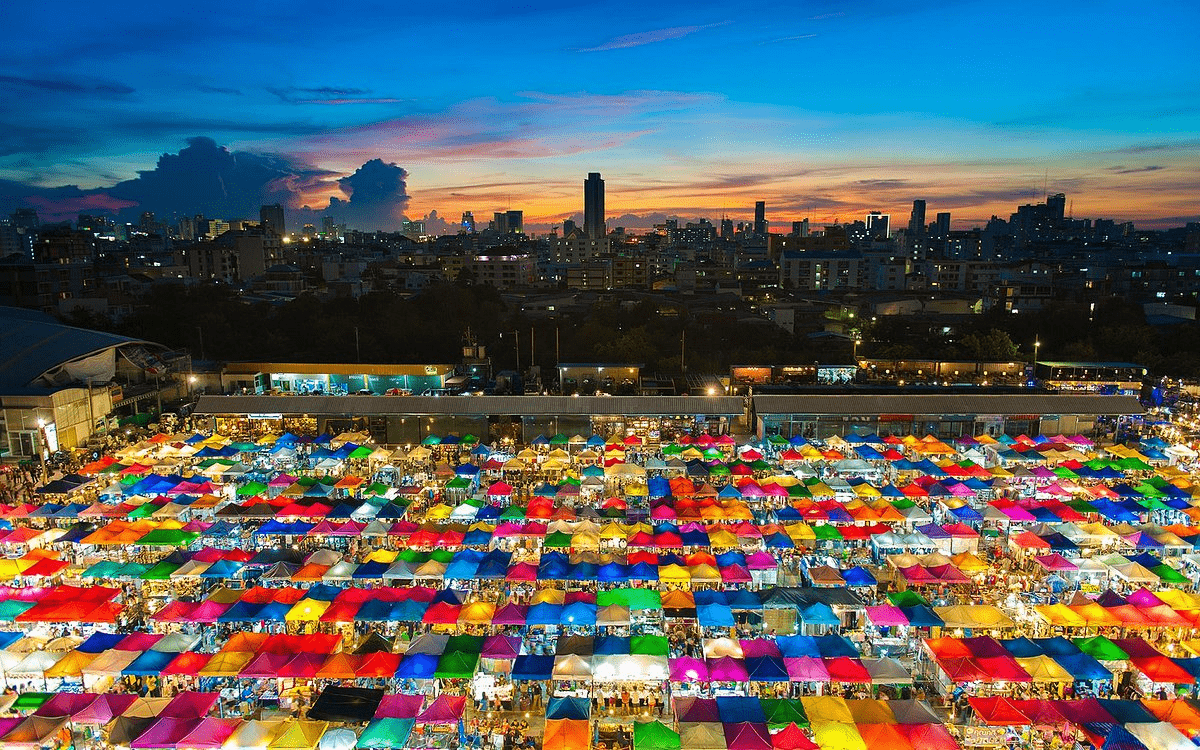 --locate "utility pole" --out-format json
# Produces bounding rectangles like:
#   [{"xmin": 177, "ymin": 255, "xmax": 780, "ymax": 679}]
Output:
[
  {"xmin": 355, "ymin": 327, "xmax": 361, "ymax": 363},
  {"xmin": 196, "ymin": 326, "xmax": 205, "ymax": 361}
]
